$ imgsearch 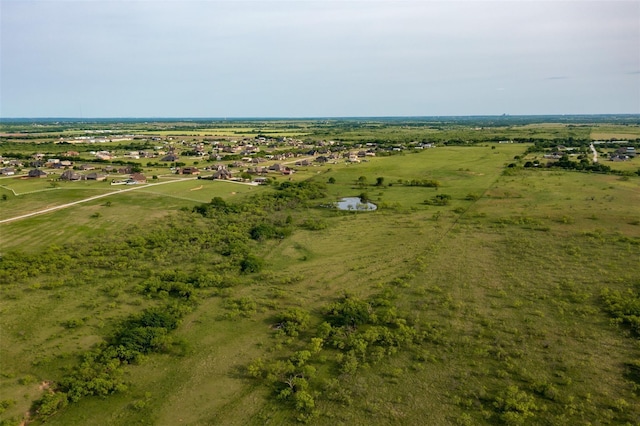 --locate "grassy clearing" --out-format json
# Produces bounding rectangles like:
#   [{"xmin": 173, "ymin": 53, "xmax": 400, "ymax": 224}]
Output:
[{"xmin": 0, "ymin": 179, "xmax": 268, "ymax": 252}]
